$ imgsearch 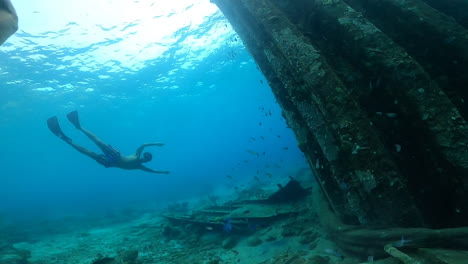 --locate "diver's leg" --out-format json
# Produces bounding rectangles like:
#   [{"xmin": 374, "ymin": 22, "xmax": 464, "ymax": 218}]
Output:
[
  {"xmin": 78, "ymin": 127, "xmax": 111, "ymax": 154},
  {"xmin": 66, "ymin": 111, "xmax": 111, "ymax": 154},
  {"xmin": 65, "ymin": 140, "xmax": 103, "ymax": 162},
  {"xmin": 47, "ymin": 116, "xmax": 72, "ymax": 142}
]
